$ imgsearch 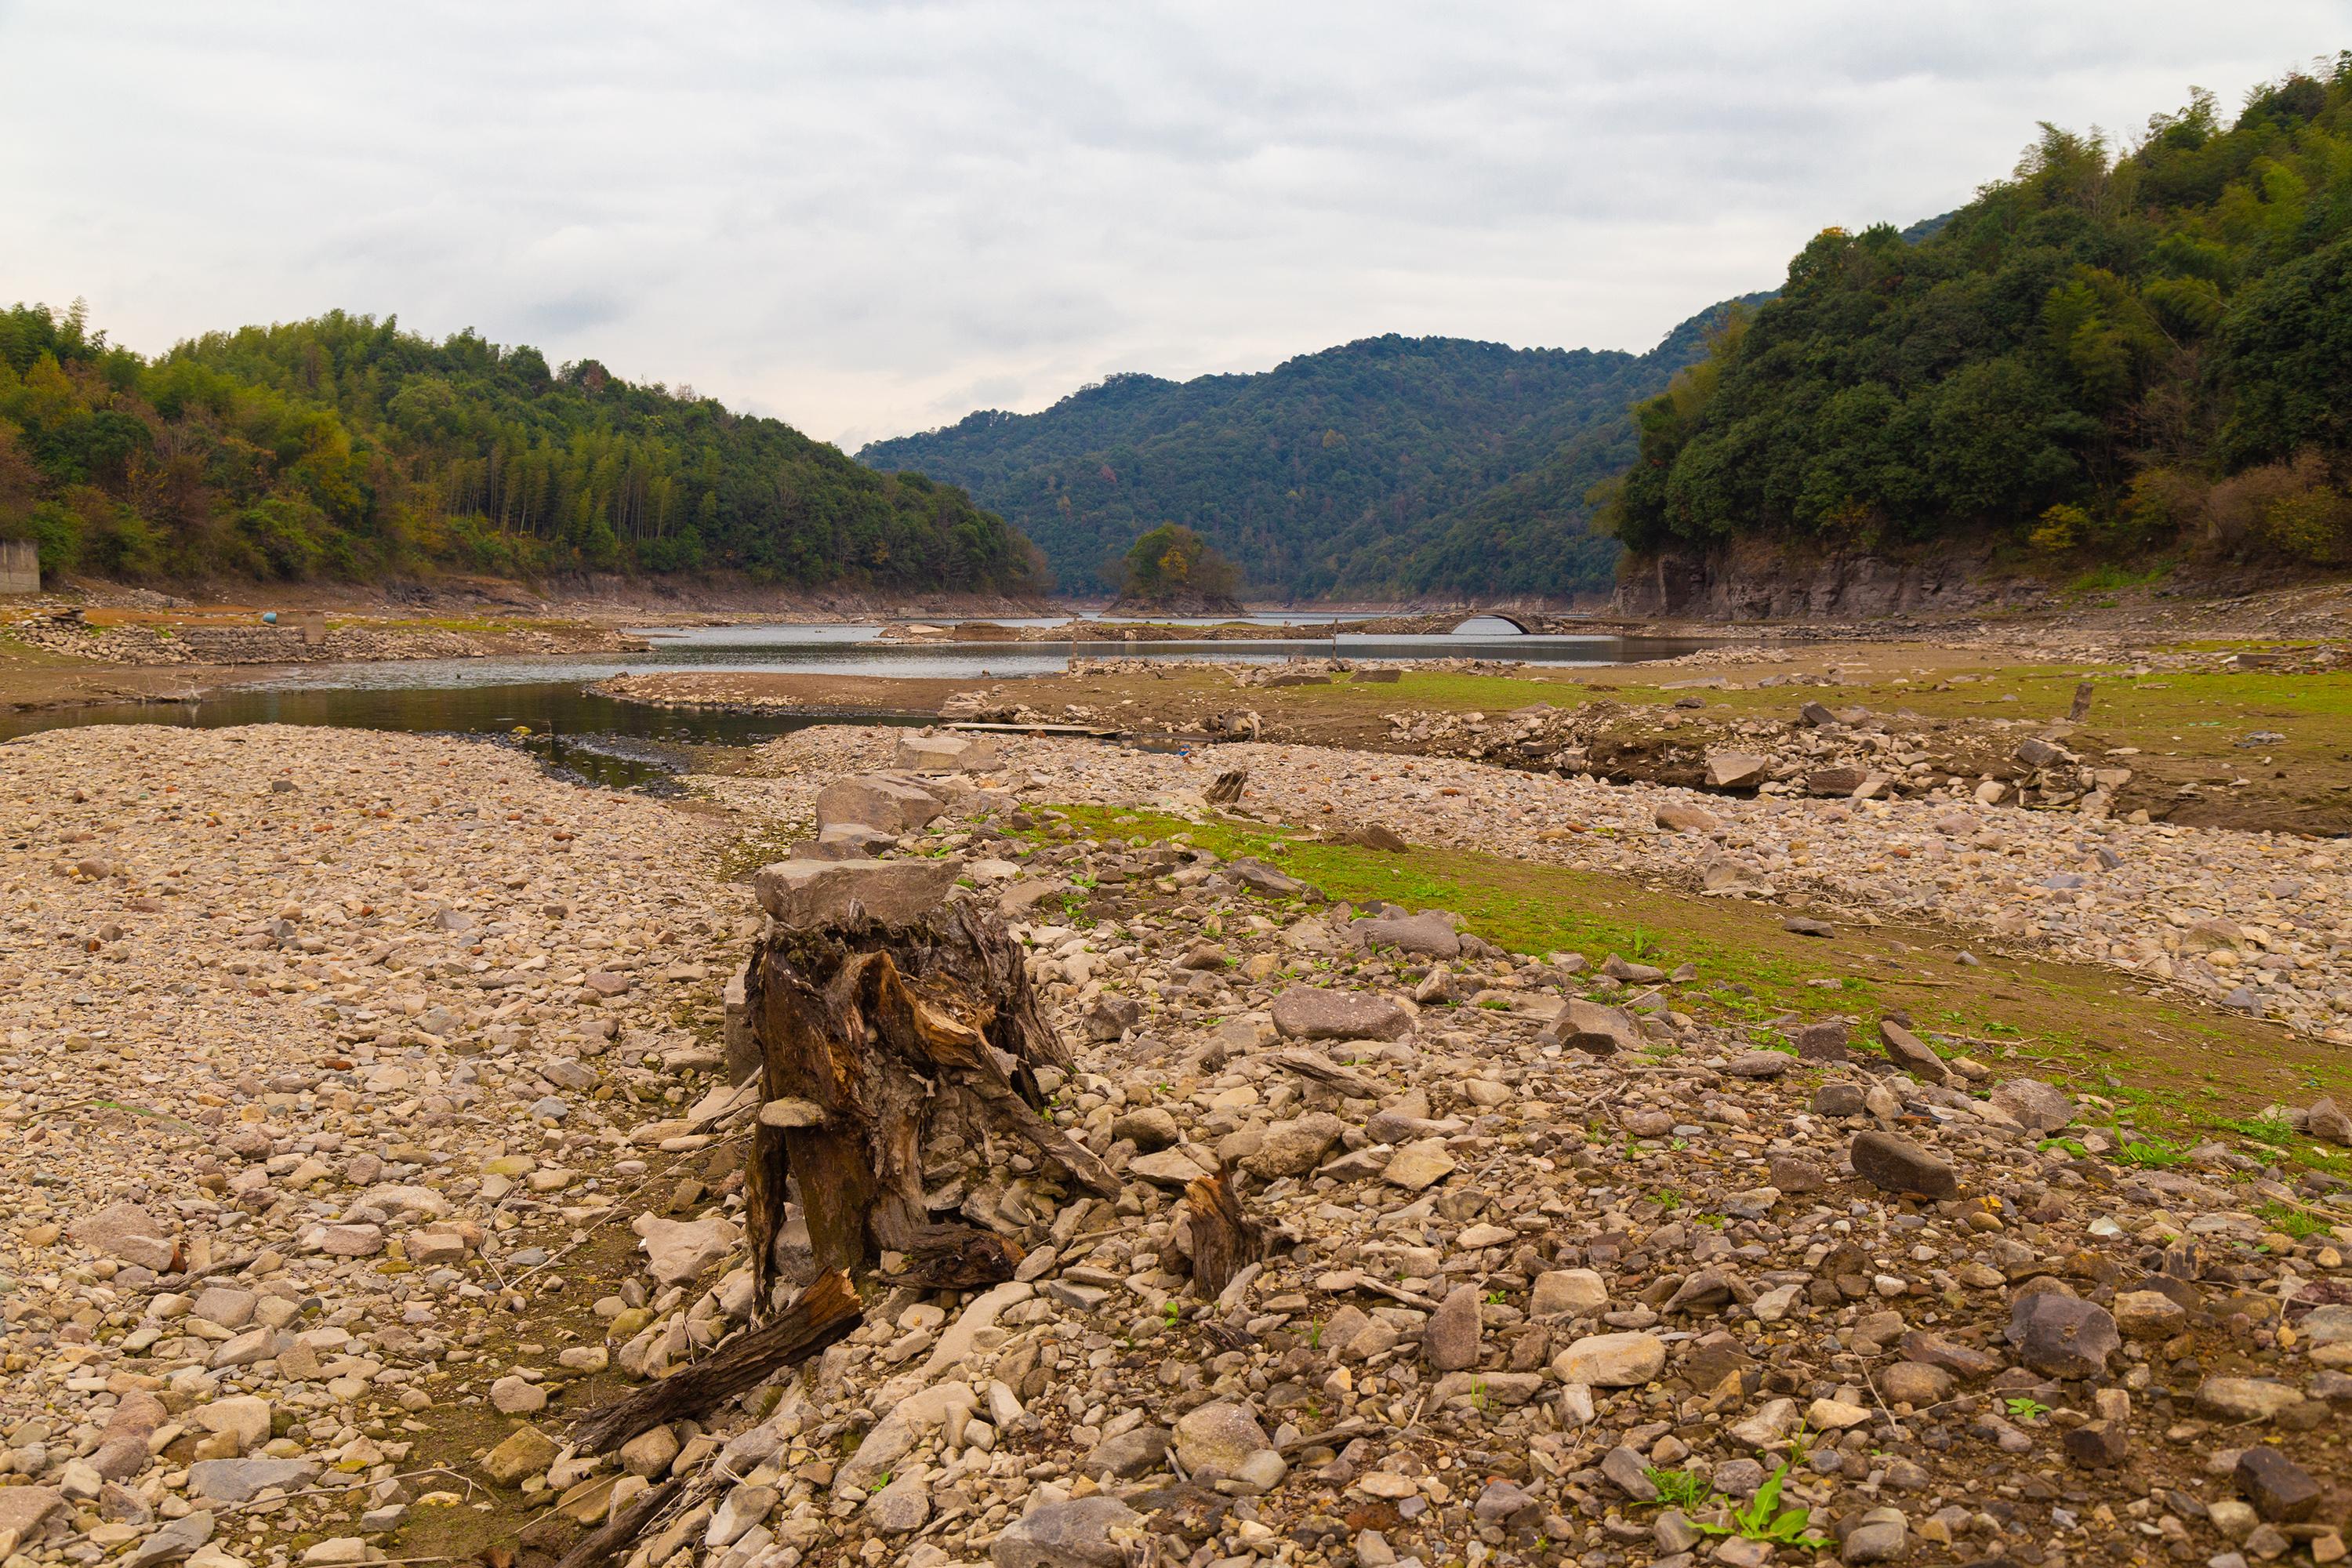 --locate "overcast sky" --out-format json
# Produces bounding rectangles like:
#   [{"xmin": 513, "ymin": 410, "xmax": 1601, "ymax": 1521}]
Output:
[{"xmin": 2, "ymin": 3, "xmax": 2343, "ymax": 449}]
